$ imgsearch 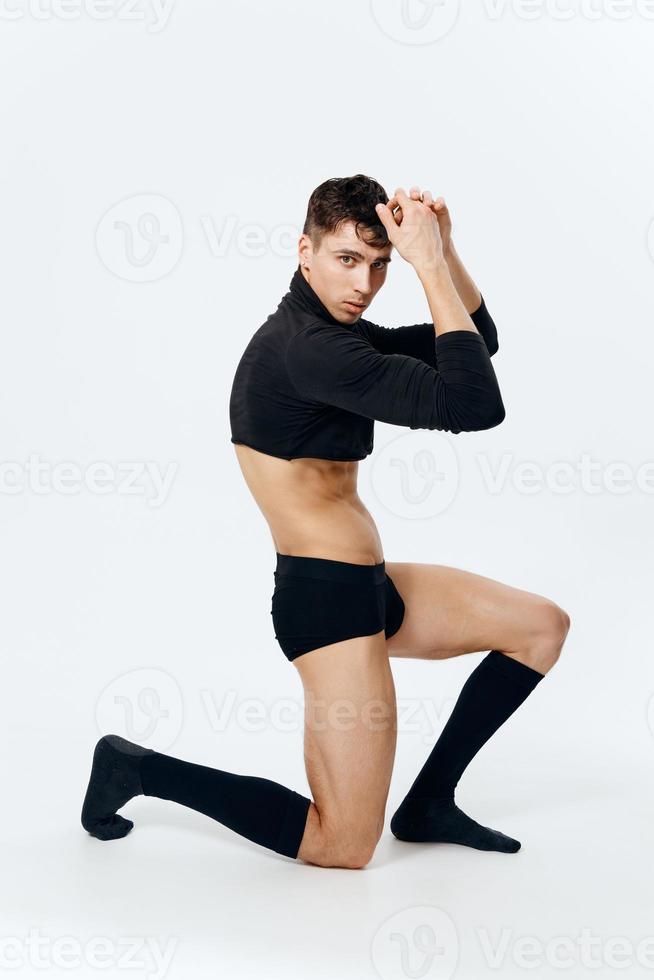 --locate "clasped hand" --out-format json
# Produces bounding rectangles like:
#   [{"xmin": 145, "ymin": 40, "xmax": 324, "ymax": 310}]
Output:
[{"xmin": 375, "ymin": 185, "xmax": 453, "ymax": 274}]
